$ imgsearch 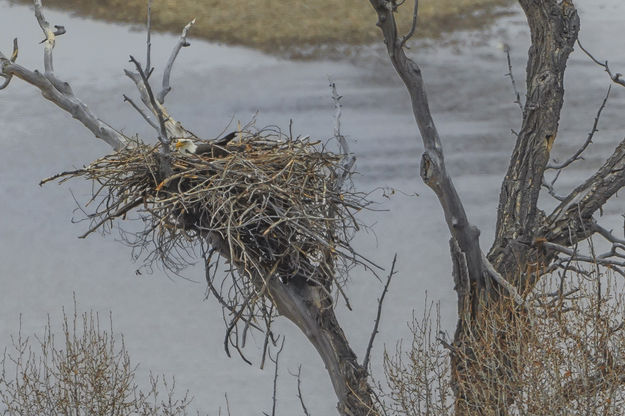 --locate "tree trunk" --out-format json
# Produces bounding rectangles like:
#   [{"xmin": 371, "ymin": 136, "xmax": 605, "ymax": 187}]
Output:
[{"xmin": 268, "ymin": 279, "xmax": 377, "ymax": 416}]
